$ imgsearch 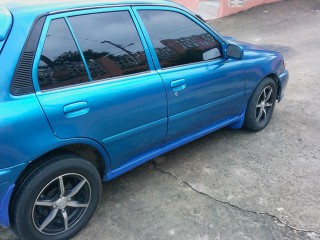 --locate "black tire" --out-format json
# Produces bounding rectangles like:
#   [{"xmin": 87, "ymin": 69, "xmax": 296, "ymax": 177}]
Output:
[
  {"xmin": 11, "ymin": 154, "xmax": 102, "ymax": 240},
  {"xmin": 243, "ymin": 77, "xmax": 277, "ymax": 132}
]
